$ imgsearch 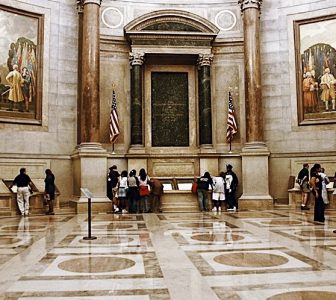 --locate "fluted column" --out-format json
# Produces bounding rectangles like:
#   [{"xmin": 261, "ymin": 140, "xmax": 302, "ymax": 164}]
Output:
[
  {"xmin": 129, "ymin": 52, "xmax": 144, "ymax": 146},
  {"xmin": 239, "ymin": 0, "xmax": 264, "ymax": 145},
  {"xmin": 197, "ymin": 54, "xmax": 213, "ymax": 146},
  {"xmin": 79, "ymin": 0, "xmax": 101, "ymax": 143}
]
